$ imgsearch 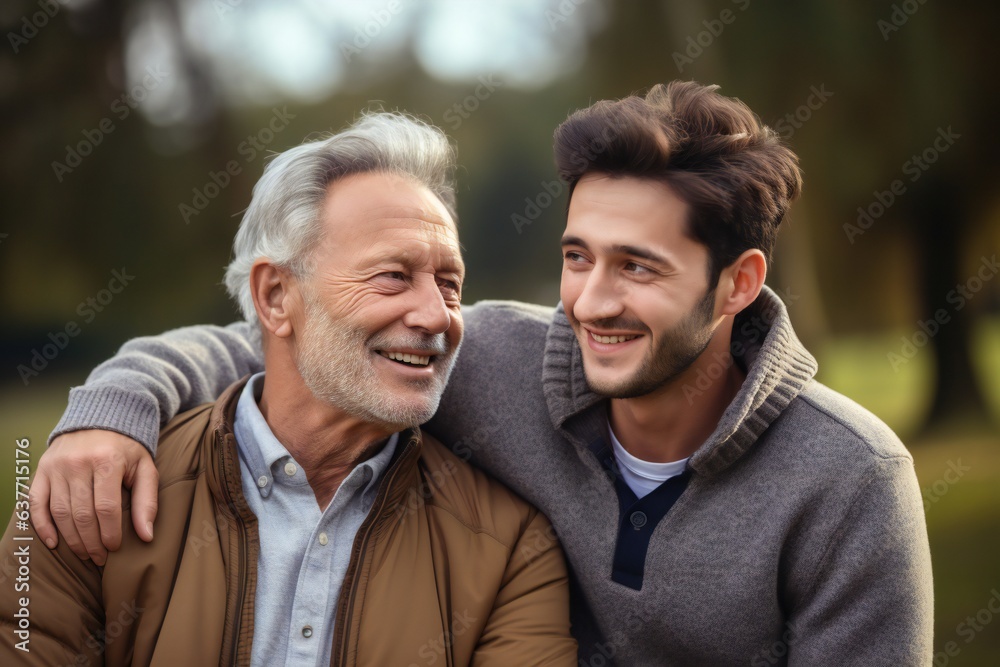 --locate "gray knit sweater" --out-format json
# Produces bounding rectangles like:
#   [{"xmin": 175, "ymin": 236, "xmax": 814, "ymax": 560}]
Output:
[{"xmin": 52, "ymin": 287, "xmax": 933, "ymax": 665}]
